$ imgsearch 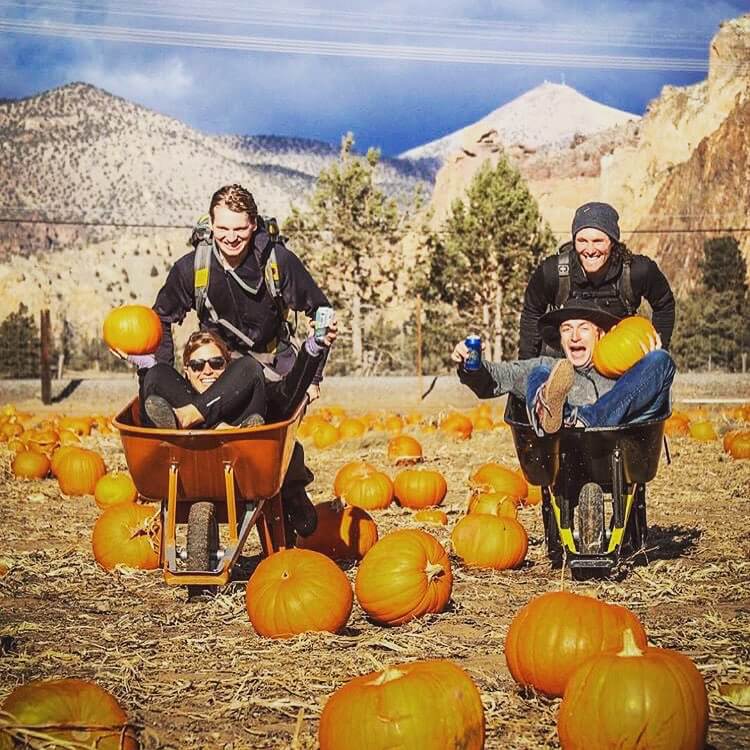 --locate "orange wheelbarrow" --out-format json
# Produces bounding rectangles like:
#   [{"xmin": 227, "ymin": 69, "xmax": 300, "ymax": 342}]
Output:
[{"xmin": 113, "ymin": 398, "xmax": 306, "ymax": 592}]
